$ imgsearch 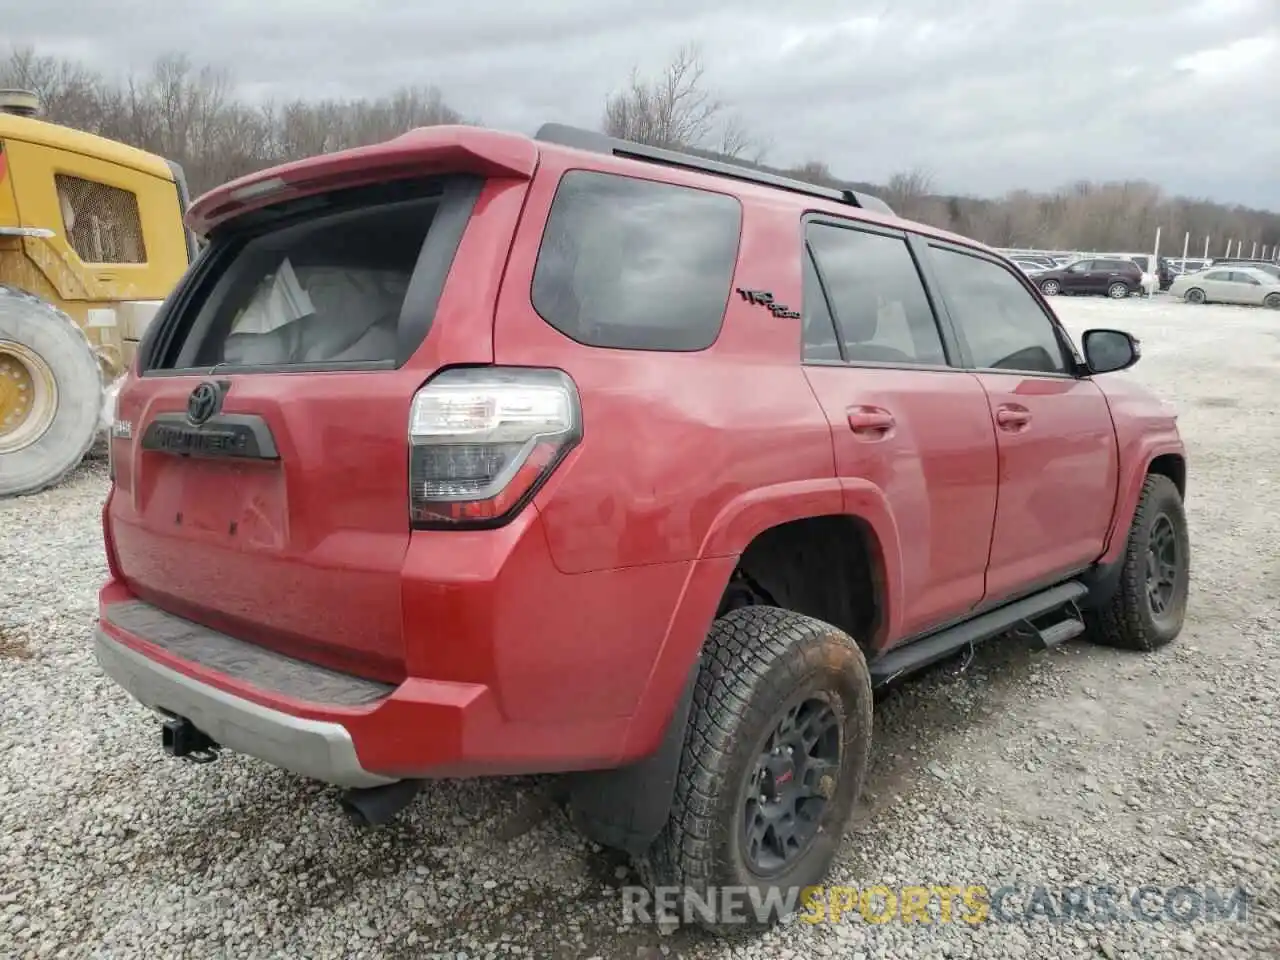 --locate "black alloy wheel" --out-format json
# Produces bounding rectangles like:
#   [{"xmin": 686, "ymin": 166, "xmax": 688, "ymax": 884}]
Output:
[{"xmin": 742, "ymin": 696, "xmax": 842, "ymax": 876}]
